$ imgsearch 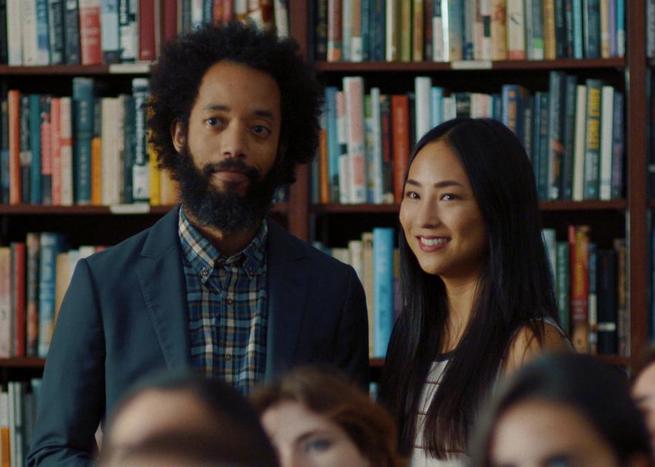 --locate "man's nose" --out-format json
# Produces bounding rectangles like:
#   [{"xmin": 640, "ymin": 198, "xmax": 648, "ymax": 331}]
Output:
[{"xmin": 221, "ymin": 122, "xmax": 248, "ymax": 159}]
